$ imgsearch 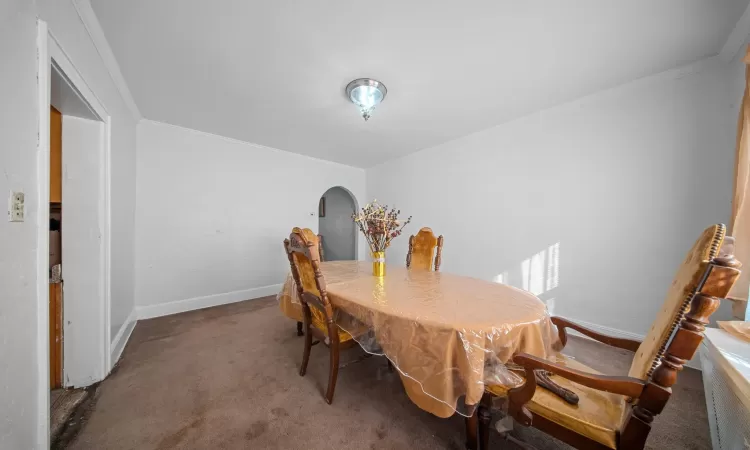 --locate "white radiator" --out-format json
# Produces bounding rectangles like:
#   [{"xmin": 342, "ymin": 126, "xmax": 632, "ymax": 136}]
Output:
[{"xmin": 700, "ymin": 328, "xmax": 750, "ymax": 450}]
